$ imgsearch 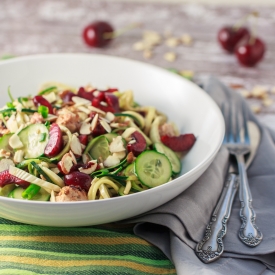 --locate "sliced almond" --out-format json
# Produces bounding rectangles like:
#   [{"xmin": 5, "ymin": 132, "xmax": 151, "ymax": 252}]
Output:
[
  {"xmin": 9, "ymin": 134, "xmax": 23, "ymax": 149},
  {"xmin": 80, "ymin": 121, "xmax": 92, "ymax": 135},
  {"xmin": 105, "ymin": 112, "xmax": 115, "ymax": 122},
  {"xmin": 113, "ymin": 151, "xmax": 126, "ymax": 160},
  {"xmin": 251, "ymin": 86, "xmax": 268, "ymax": 99},
  {"xmin": 44, "ymin": 114, "xmax": 58, "ymax": 122},
  {"xmin": 103, "ymin": 155, "xmax": 120, "ymax": 167},
  {"xmin": 99, "ymin": 119, "xmax": 111, "ymax": 133},
  {"xmin": 181, "ymin": 33, "xmax": 192, "ymax": 45},
  {"xmin": 87, "ymin": 105, "xmax": 106, "ymax": 115},
  {"xmin": 165, "ymin": 37, "xmax": 180, "ymax": 47},
  {"xmin": 77, "ymin": 105, "xmax": 91, "ymax": 114},
  {"xmin": 82, "ymin": 153, "xmax": 91, "ymax": 165},
  {"xmin": 69, "ymin": 150, "xmax": 77, "ymax": 164},
  {"xmin": 143, "ymin": 49, "xmax": 153, "ymax": 59},
  {"xmin": 91, "ymin": 113, "xmax": 99, "ymax": 131},
  {"xmin": 263, "ymin": 98, "xmax": 273, "ymax": 107},
  {"xmin": 133, "ymin": 41, "xmax": 146, "ymax": 51},
  {"xmin": 77, "ymin": 112, "xmax": 88, "ymax": 121},
  {"xmin": 109, "ymin": 136, "xmax": 125, "ymax": 153},
  {"xmin": 43, "ymin": 92, "xmax": 56, "ymax": 103},
  {"xmin": 0, "ymin": 158, "xmax": 14, "ymax": 172},
  {"xmin": 122, "ymin": 127, "xmax": 137, "ymax": 139},
  {"xmin": 72, "ymin": 96, "xmax": 91, "ymax": 106},
  {"xmin": 70, "ymin": 135, "xmax": 82, "ymax": 156},
  {"xmin": 164, "ymin": 52, "xmax": 176, "ymax": 62},
  {"xmin": 78, "ymin": 161, "xmax": 97, "ymax": 174},
  {"xmin": 59, "ymin": 153, "xmax": 74, "ymax": 174},
  {"xmin": 6, "ymin": 114, "xmax": 18, "ymax": 133},
  {"xmin": 13, "ymin": 150, "xmax": 24, "ymax": 163},
  {"xmin": 250, "ymin": 105, "xmax": 261, "ymax": 114}
]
